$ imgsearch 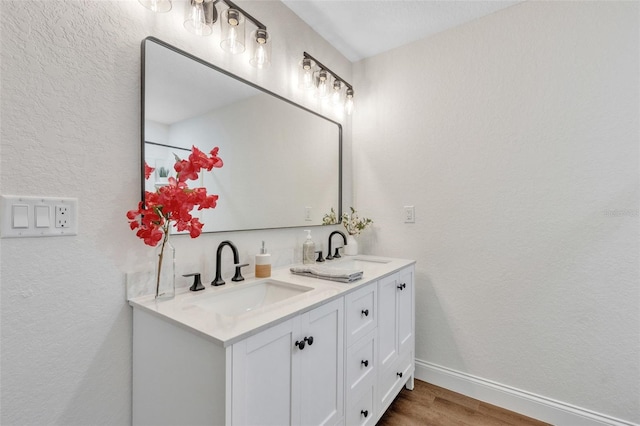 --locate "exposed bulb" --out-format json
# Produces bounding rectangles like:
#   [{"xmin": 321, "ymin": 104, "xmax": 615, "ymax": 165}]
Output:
[
  {"xmin": 317, "ymin": 70, "xmax": 329, "ymax": 98},
  {"xmin": 220, "ymin": 8, "xmax": 245, "ymax": 54},
  {"xmin": 250, "ymin": 29, "xmax": 270, "ymax": 68},
  {"xmin": 332, "ymin": 80, "xmax": 343, "ymax": 105},
  {"xmin": 185, "ymin": 0, "xmax": 208, "ymax": 36},
  {"xmin": 301, "ymin": 58, "xmax": 314, "ymax": 89},
  {"xmin": 345, "ymin": 88, "xmax": 354, "ymax": 115}
]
